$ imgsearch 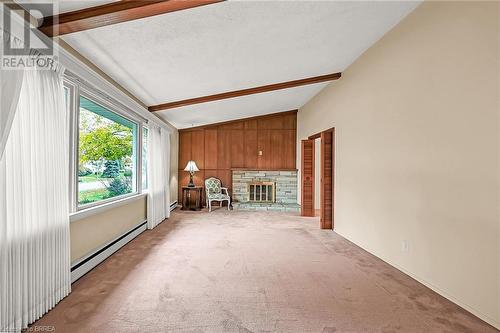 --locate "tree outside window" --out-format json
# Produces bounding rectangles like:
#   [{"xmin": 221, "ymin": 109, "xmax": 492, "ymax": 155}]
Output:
[{"xmin": 78, "ymin": 96, "xmax": 137, "ymax": 206}]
